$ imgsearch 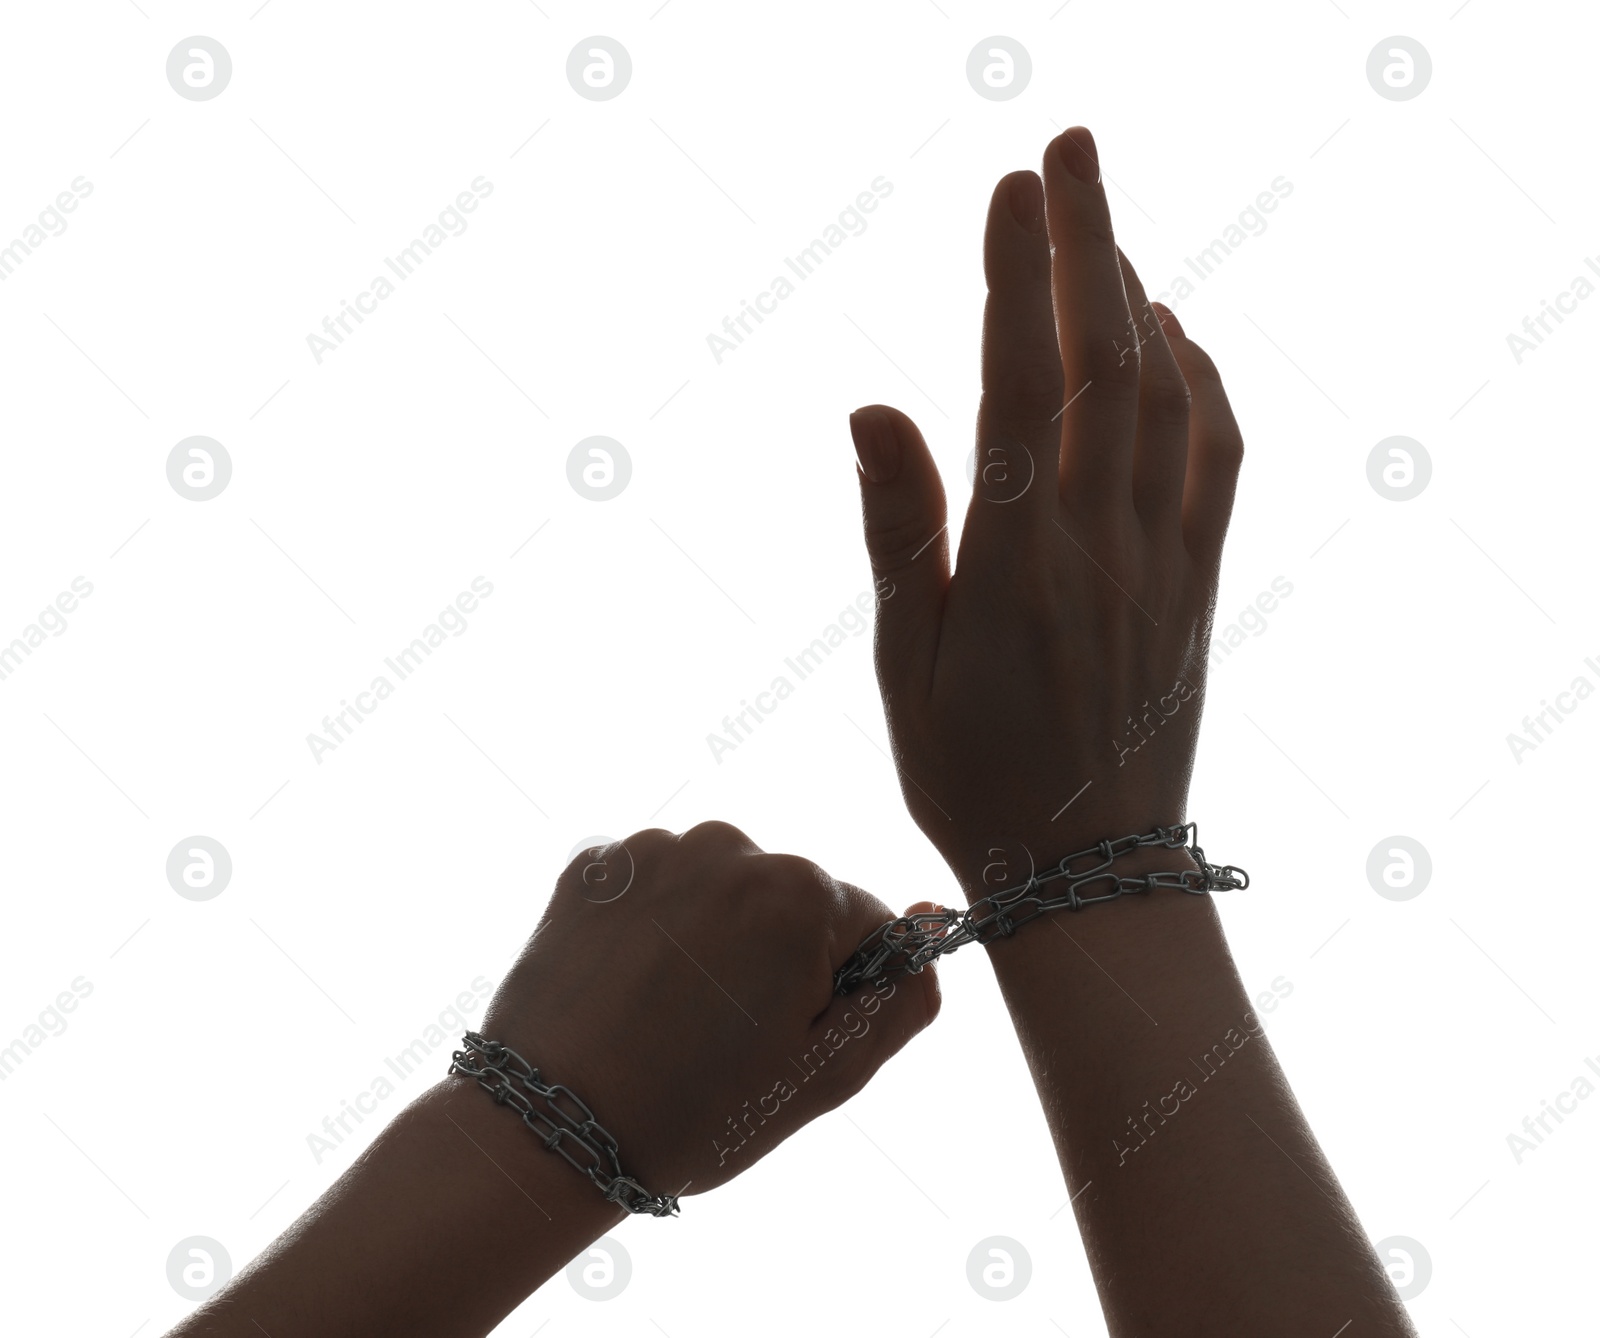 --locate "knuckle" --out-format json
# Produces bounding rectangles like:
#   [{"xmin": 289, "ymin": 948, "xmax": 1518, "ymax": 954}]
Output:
[
  {"xmin": 759, "ymin": 850, "xmax": 824, "ymax": 888},
  {"xmin": 677, "ymin": 820, "xmax": 758, "ymax": 861},
  {"xmin": 1143, "ymin": 372, "xmax": 1192, "ymax": 430},
  {"xmin": 837, "ymin": 1061, "xmax": 875, "ymax": 1106},
  {"xmin": 1079, "ymin": 332, "xmax": 1142, "ymax": 401},
  {"xmin": 864, "ymin": 508, "xmax": 943, "ymax": 578},
  {"xmin": 757, "ymin": 855, "xmax": 836, "ymax": 925},
  {"xmin": 560, "ymin": 829, "xmax": 662, "ymax": 881},
  {"xmin": 561, "ymin": 841, "xmax": 604, "ymax": 878},
  {"xmin": 1179, "ymin": 341, "xmax": 1224, "ymax": 388},
  {"xmin": 1211, "ymin": 430, "xmax": 1245, "ymax": 467},
  {"xmin": 982, "ymin": 353, "xmax": 1066, "ymax": 425}
]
